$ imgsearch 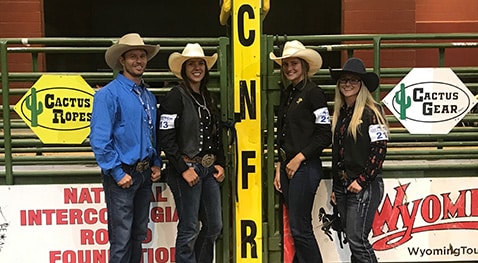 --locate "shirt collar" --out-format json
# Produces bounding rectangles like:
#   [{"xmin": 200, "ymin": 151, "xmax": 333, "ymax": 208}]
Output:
[{"xmin": 117, "ymin": 73, "xmax": 146, "ymax": 92}]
